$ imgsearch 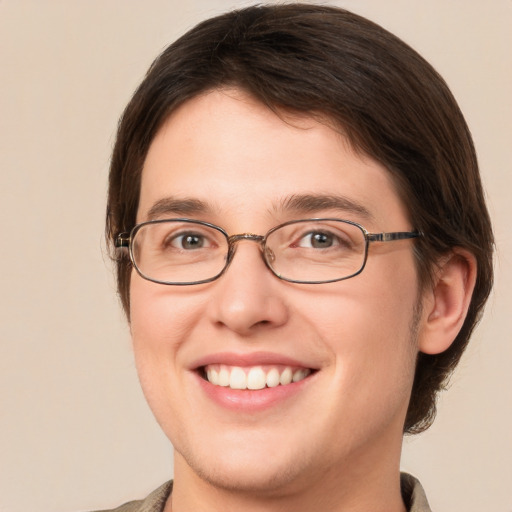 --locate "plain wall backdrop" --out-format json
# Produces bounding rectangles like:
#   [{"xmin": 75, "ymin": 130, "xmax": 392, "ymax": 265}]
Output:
[{"xmin": 0, "ymin": 1, "xmax": 510, "ymax": 511}]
